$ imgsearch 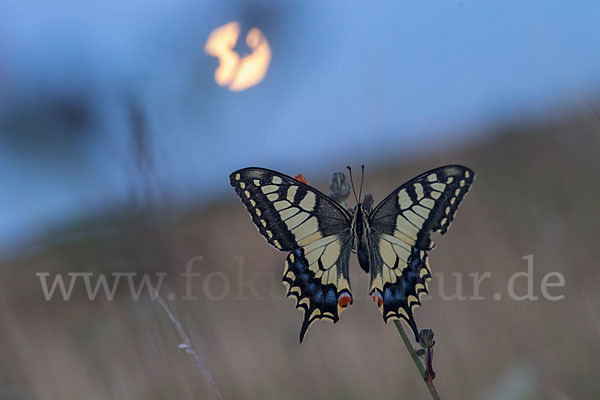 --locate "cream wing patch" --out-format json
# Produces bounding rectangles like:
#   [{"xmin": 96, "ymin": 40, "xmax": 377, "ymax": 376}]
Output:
[{"xmin": 299, "ymin": 191, "xmax": 317, "ymax": 211}]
